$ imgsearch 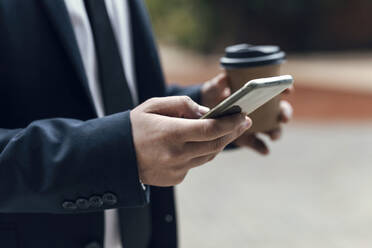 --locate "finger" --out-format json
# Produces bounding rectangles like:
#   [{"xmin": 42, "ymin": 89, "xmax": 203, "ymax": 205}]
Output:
[
  {"xmin": 184, "ymin": 119, "xmax": 251, "ymax": 157},
  {"xmin": 215, "ymin": 73, "xmax": 229, "ymax": 88},
  {"xmin": 217, "ymin": 74, "xmax": 231, "ymax": 98},
  {"xmin": 221, "ymin": 87, "xmax": 231, "ymax": 98},
  {"xmin": 278, "ymin": 100, "xmax": 293, "ymax": 123},
  {"xmin": 264, "ymin": 127, "xmax": 282, "ymax": 141},
  {"xmin": 145, "ymin": 96, "xmax": 210, "ymax": 119},
  {"xmin": 282, "ymin": 86, "xmax": 294, "ymax": 95},
  {"xmin": 210, "ymin": 73, "xmax": 231, "ymax": 99},
  {"xmin": 239, "ymin": 134, "xmax": 269, "ymax": 155},
  {"xmin": 181, "ymin": 114, "xmax": 251, "ymax": 142}
]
